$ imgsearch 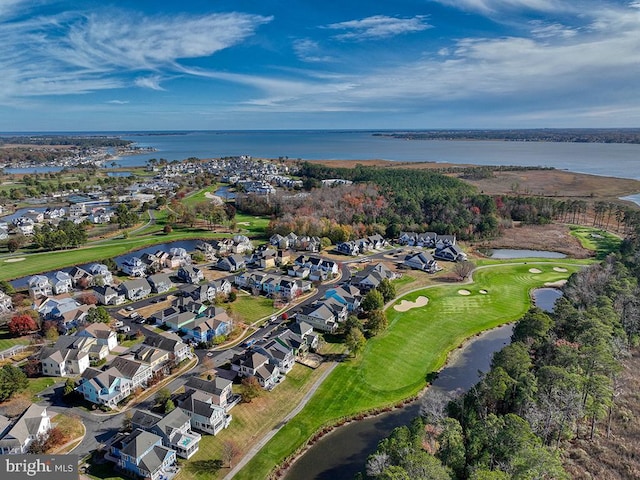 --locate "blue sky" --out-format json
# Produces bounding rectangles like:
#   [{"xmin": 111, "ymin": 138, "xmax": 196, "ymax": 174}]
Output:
[{"xmin": 2, "ymin": 0, "xmax": 640, "ymax": 131}]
